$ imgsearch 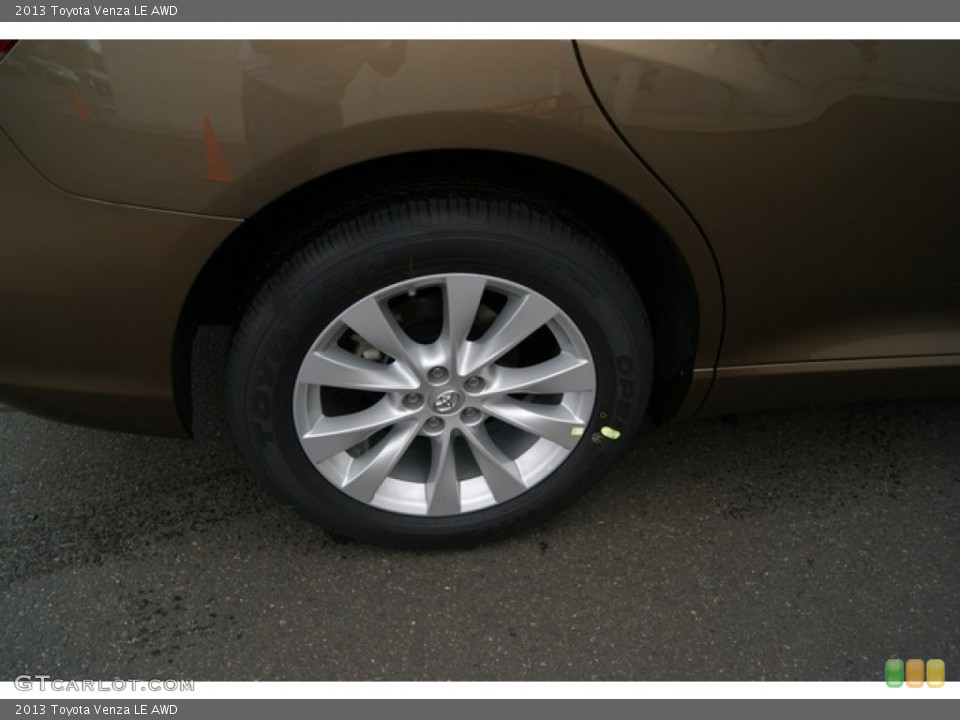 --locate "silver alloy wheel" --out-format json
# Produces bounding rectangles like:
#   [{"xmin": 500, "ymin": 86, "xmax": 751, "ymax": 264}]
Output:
[{"xmin": 292, "ymin": 273, "xmax": 596, "ymax": 516}]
